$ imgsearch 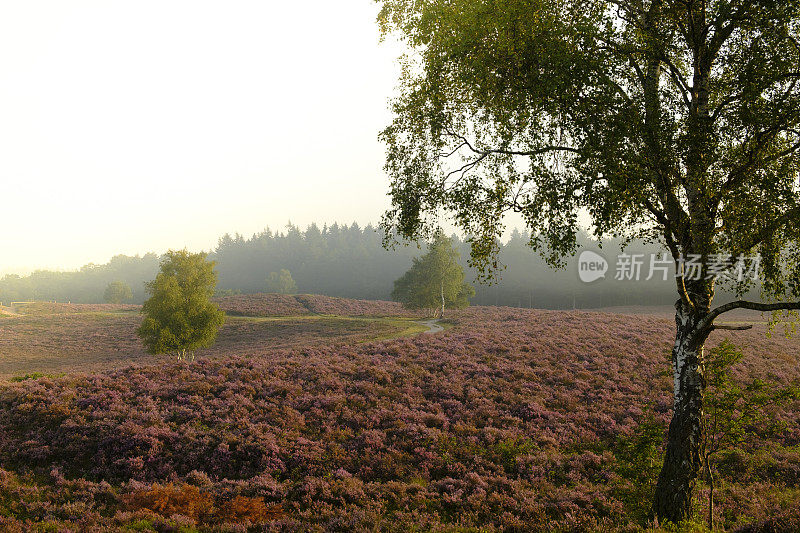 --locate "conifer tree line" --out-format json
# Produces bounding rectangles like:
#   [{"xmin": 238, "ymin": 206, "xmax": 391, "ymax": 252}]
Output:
[{"xmin": 0, "ymin": 223, "xmax": 758, "ymax": 309}]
